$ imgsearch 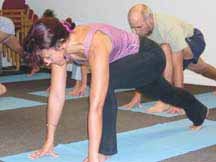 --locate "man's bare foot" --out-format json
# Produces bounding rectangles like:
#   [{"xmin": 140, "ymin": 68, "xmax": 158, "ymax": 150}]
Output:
[
  {"xmin": 190, "ymin": 108, "xmax": 209, "ymax": 131},
  {"xmin": 121, "ymin": 92, "xmax": 142, "ymax": 109},
  {"xmin": 0, "ymin": 84, "xmax": 7, "ymax": 96},
  {"xmin": 146, "ymin": 101, "xmax": 170, "ymax": 113},
  {"xmin": 166, "ymin": 107, "xmax": 185, "ymax": 114},
  {"xmin": 83, "ymin": 153, "xmax": 109, "ymax": 162},
  {"xmin": 213, "ymin": 90, "xmax": 216, "ymax": 95}
]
